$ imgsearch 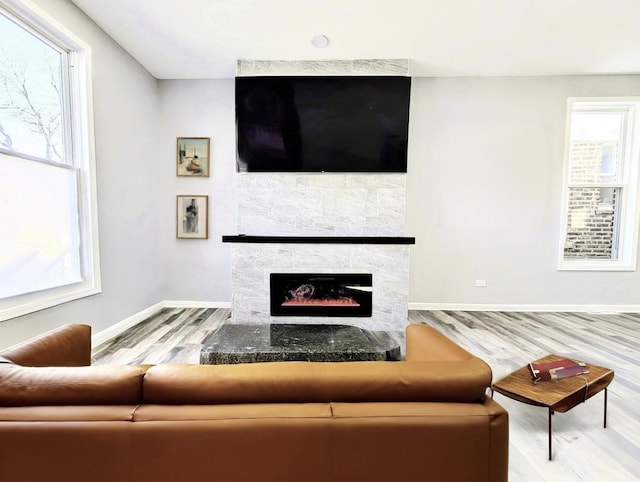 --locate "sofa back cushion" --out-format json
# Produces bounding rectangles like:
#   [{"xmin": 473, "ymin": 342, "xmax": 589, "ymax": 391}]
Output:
[
  {"xmin": 143, "ymin": 359, "xmax": 492, "ymax": 405},
  {"xmin": 0, "ymin": 365, "xmax": 144, "ymax": 406}
]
